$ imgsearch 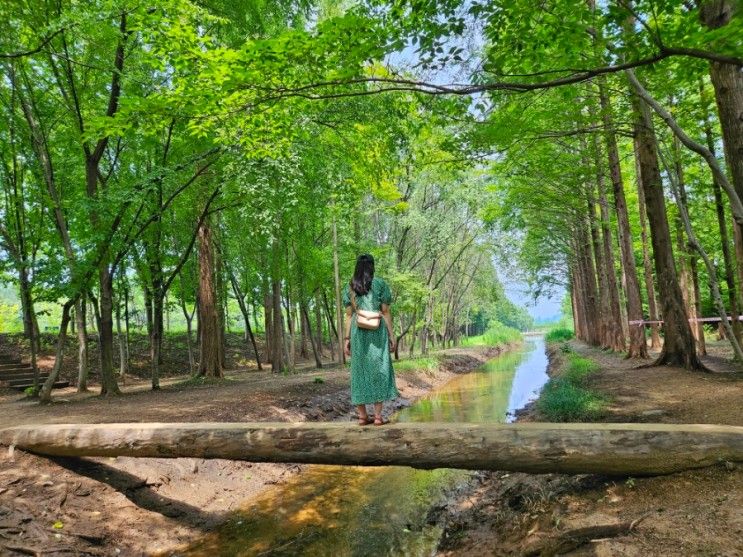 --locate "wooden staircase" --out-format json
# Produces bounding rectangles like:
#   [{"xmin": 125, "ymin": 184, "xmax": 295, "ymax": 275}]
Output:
[{"xmin": 0, "ymin": 354, "xmax": 69, "ymax": 391}]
